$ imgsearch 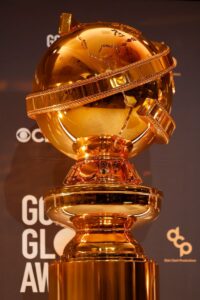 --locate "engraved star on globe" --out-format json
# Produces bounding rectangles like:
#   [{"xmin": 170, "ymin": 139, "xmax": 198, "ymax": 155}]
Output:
[{"xmin": 26, "ymin": 13, "xmax": 176, "ymax": 226}]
